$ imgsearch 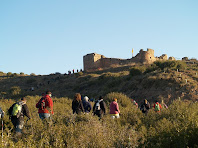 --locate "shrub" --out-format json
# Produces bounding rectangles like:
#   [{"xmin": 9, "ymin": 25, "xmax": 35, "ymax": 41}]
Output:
[
  {"xmin": 9, "ymin": 86, "xmax": 21, "ymax": 97},
  {"xmin": 30, "ymin": 73, "xmax": 36, "ymax": 76},
  {"xmin": 98, "ymin": 72, "xmax": 119, "ymax": 80},
  {"xmin": 7, "ymin": 72, "xmax": 12, "ymax": 77},
  {"xmin": 105, "ymin": 92, "xmax": 132, "ymax": 107},
  {"xmin": 0, "ymin": 71, "xmax": 4, "ymax": 76},
  {"xmin": 129, "ymin": 67, "xmax": 145, "ymax": 77},
  {"xmin": 1, "ymin": 93, "xmax": 198, "ymax": 147},
  {"xmin": 154, "ymin": 61, "xmax": 176, "ymax": 70},
  {"xmin": 75, "ymin": 72, "xmax": 83, "ymax": 77},
  {"xmin": 176, "ymin": 61, "xmax": 187, "ymax": 70},
  {"xmin": 144, "ymin": 64, "xmax": 159, "ymax": 73},
  {"xmin": 12, "ymin": 73, "xmax": 18, "ymax": 77},
  {"xmin": 154, "ymin": 60, "xmax": 187, "ymax": 71}
]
